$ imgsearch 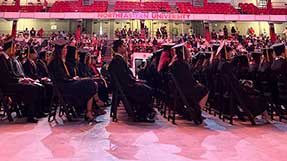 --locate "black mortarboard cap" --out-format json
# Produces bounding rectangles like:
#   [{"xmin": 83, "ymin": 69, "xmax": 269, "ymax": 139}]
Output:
[
  {"xmin": 204, "ymin": 52, "xmax": 212, "ymax": 59},
  {"xmin": 251, "ymin": 51, "xmax": 261, "ymax": 63},
  {"xmin": 162, "ymin": 42, "xmax": 175, "ymax": 50},
  {"xmin": 78, "ymin": 48, "xmax": 90, "ymax": 61},
  {"xmin": 212, "ymin": 44, "xmax": 220, "ymax": 53},
  {"xmin": 251, "ymin": 51, "xmax": 261, "ymax": 59},
  {"xmin": 3, "ymin": 39, "xmax": 13, "ymax": 51},
  {"xmin": 53, "ymin": 39, "xmax": 68, "ymax": 55},
  {"xmin": 262, "ymin": 48, "xmax": 273, "ymax": 61},
  {"xmin": 272, "ymin": 43, "xmax": 285, "ymax": 56},
  {"xmin": 41, "ymin": 40, "xmax": 48, "ymax": 48},
  {"xmin": 172, "ymin": 43, "xmax": 185, "ymax": 59},
  {"xmin": 29, "ymin": 46, "xmax": 36, "ymax": 54}
]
